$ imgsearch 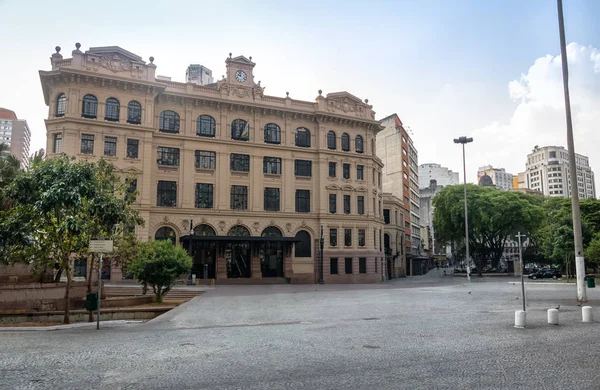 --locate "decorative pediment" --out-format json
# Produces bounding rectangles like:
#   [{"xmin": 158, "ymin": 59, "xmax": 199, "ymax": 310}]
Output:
[
  {"xmin": 326, "ymin": 91, "xmax": 364, "ymax": 104},
  {"xmin": 325, "ymin": 184, "xmax": 341, "ymax": 191},
  {"xmin": 324, "ymin": 91, "xmax": 369, "ymax": 118},
  {"xmin": 86, "ymin": 46, "xmax": 145, "ymax": 64},
  {"xmin": 341, "ymin": 185, "xmax": 355, "ymax": 192},
  {"xmin": 356, "ymin": 186, "xmax": 367, "ymax": 192},
  {"xmin": 227, "ymin": 55, "xmax": 255, "ymax": 66}
]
